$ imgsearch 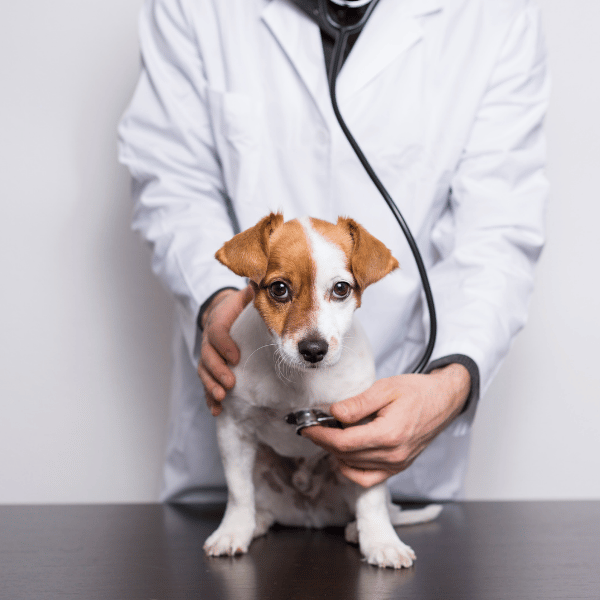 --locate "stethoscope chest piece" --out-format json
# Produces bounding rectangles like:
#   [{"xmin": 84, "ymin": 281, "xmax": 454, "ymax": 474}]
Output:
[{"xmin": 285, "ymin": 409, "xmax": 343, "ymax": 435}]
